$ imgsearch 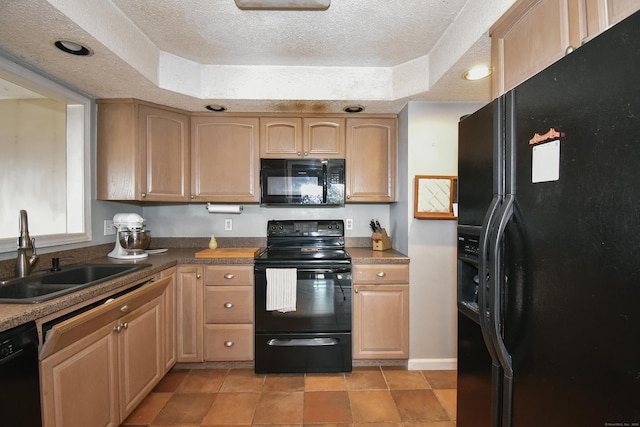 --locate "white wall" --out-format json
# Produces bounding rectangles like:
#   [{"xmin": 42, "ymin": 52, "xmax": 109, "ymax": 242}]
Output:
[{"xmin": 403, "ymin": 101, "xmax": 485, "ymax": 370}]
